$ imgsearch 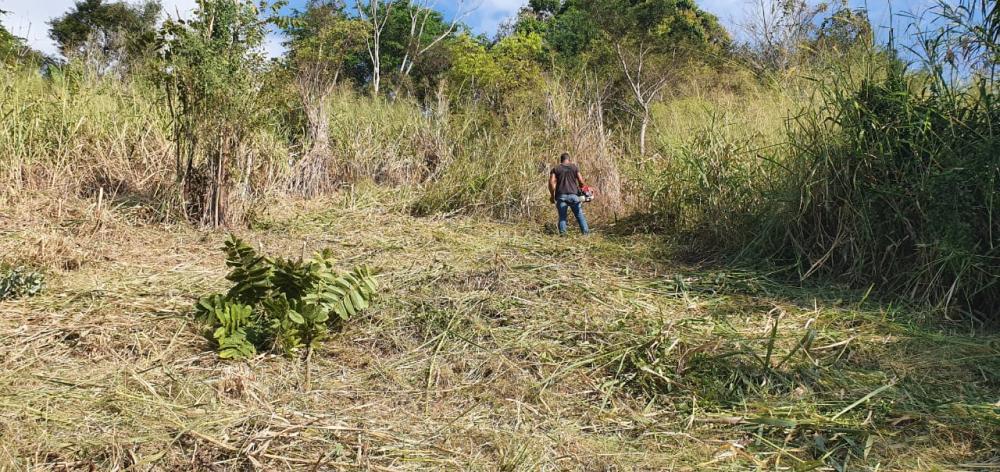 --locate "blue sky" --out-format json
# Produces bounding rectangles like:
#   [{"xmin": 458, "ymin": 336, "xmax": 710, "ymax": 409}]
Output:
[{"xmin": 0, "ymin": 0, "xmax": 937, "ymax": 57}]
